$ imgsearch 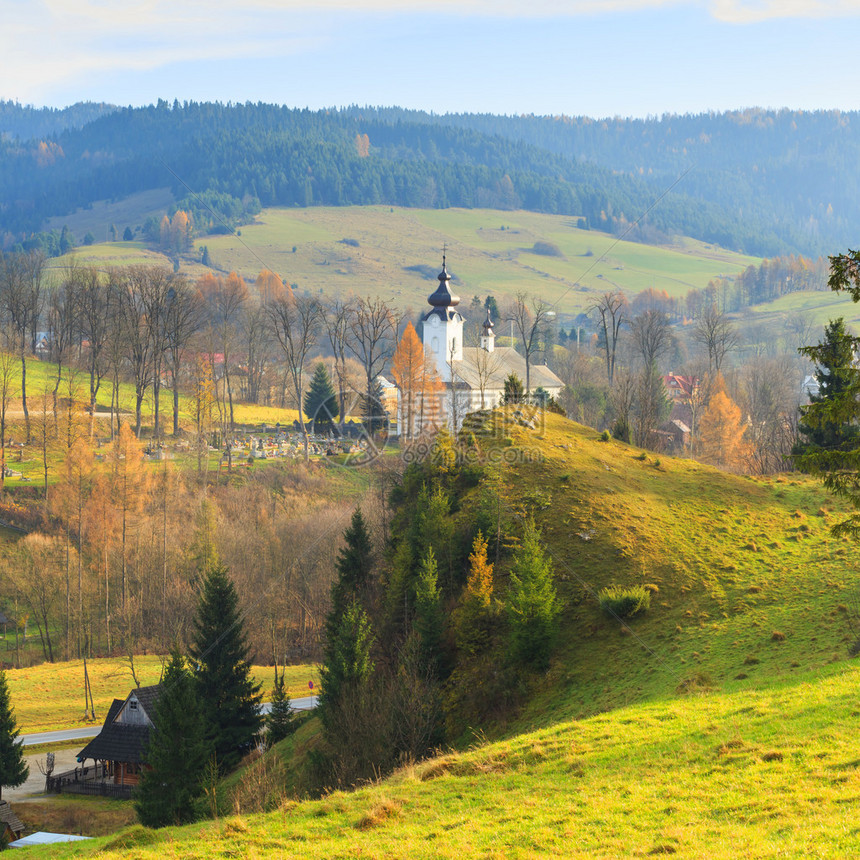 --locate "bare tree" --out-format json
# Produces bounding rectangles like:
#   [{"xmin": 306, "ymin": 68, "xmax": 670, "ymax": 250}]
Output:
[
  {"xmin": 115, "ymin": 268, "xmax": 157, "ymax": 437},
  {"xmin": 1, "ymin": 251, "xmax": 45, "ymax": 442},
  {"xmin": 472, "ymin": 331, "xmax": 504, "ymax": 410},
  {"xmin": 163, "ymin": 277, "xmax": 204, "ymax": 435},
  {"xmin": 631, "ymin": 309, "xmax": 673, "ymax": 369},
  {"xmin": 591, "ymin": 290, "xmax": 627, "ymax": 386},
  {"xmin": 347, "ymin": 297, "xmax": 397, "ymax": 410},
  {"xmin": 242, "ymin": 301, "xmax": 271, "ymax": 405},
  {"xmin": 0, "ymin": 336, "xmax": 19, "ymax": 496},
  {"xmin": 692, "ymin": 304, "xmax": 739, "ymax": 372},
  {"xmin": 266, "ymin": 294, "xmax": 322, "ymax": 460},
  {"xmin": 323, "ymin": 297, "xmax": 354, "ymax": 429},
  {"xmin": 77, "ymin": 267, "xmax": 114, "ymax": 438},
  {"xmin": 508, "ymin": 291, "xmax": 551, "ymax": 395}
]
